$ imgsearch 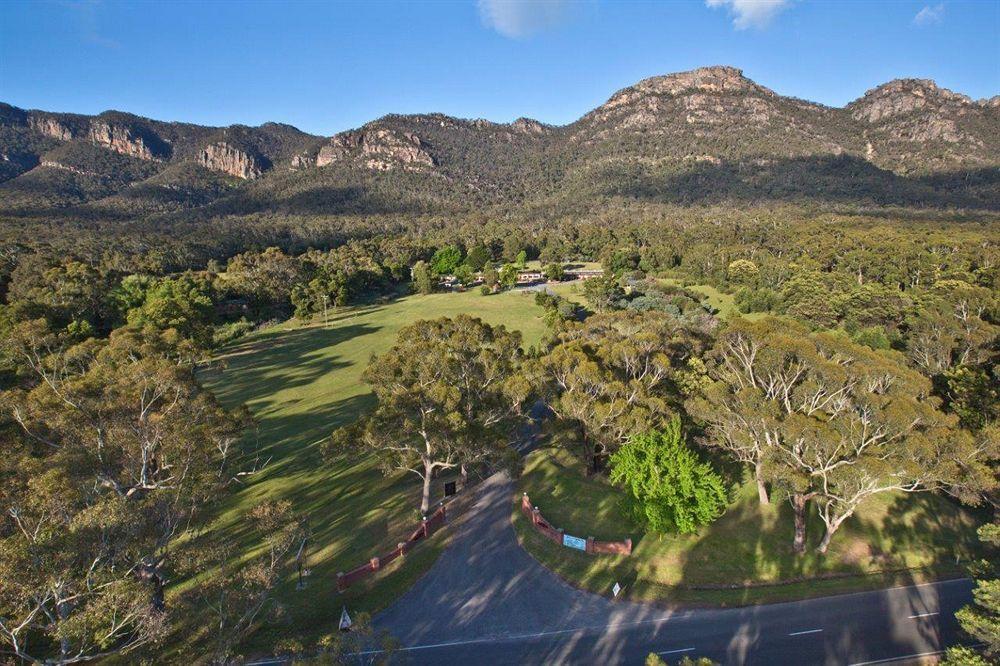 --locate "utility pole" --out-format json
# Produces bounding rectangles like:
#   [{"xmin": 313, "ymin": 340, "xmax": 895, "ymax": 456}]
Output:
[{"xmin": 322, "ymin": 294, "xmax": 329, "ymax": 328}]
